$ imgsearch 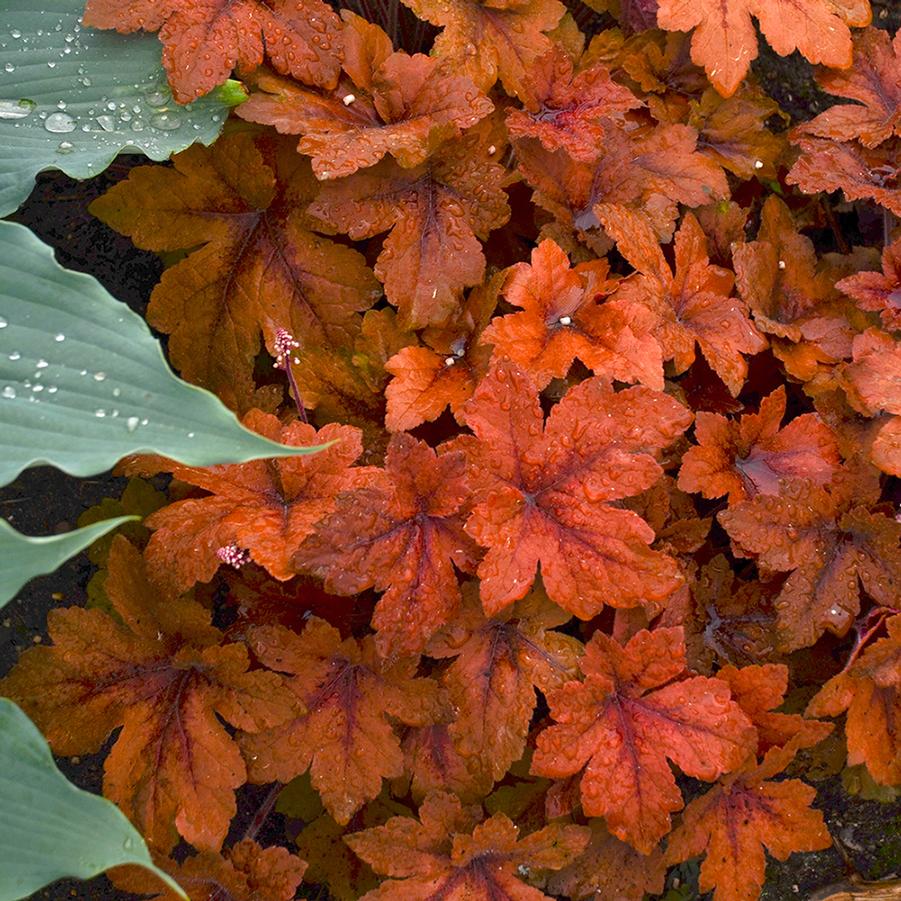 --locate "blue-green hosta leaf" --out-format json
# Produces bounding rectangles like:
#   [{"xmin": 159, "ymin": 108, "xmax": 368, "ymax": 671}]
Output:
[
  {"xmin": 0, "ymin": 0, "xmax": 243, "ymax": 217},
  {"xmin": 0, "ymin": 698, "xmax": 186, "ymax": 901},
  {"xmin": 0, "ymin": 220, "xmax": 325, "ymax": 486},
  {"xmin": 0, "ymin": 515, "xmax": 135, "ymax": 608}
]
